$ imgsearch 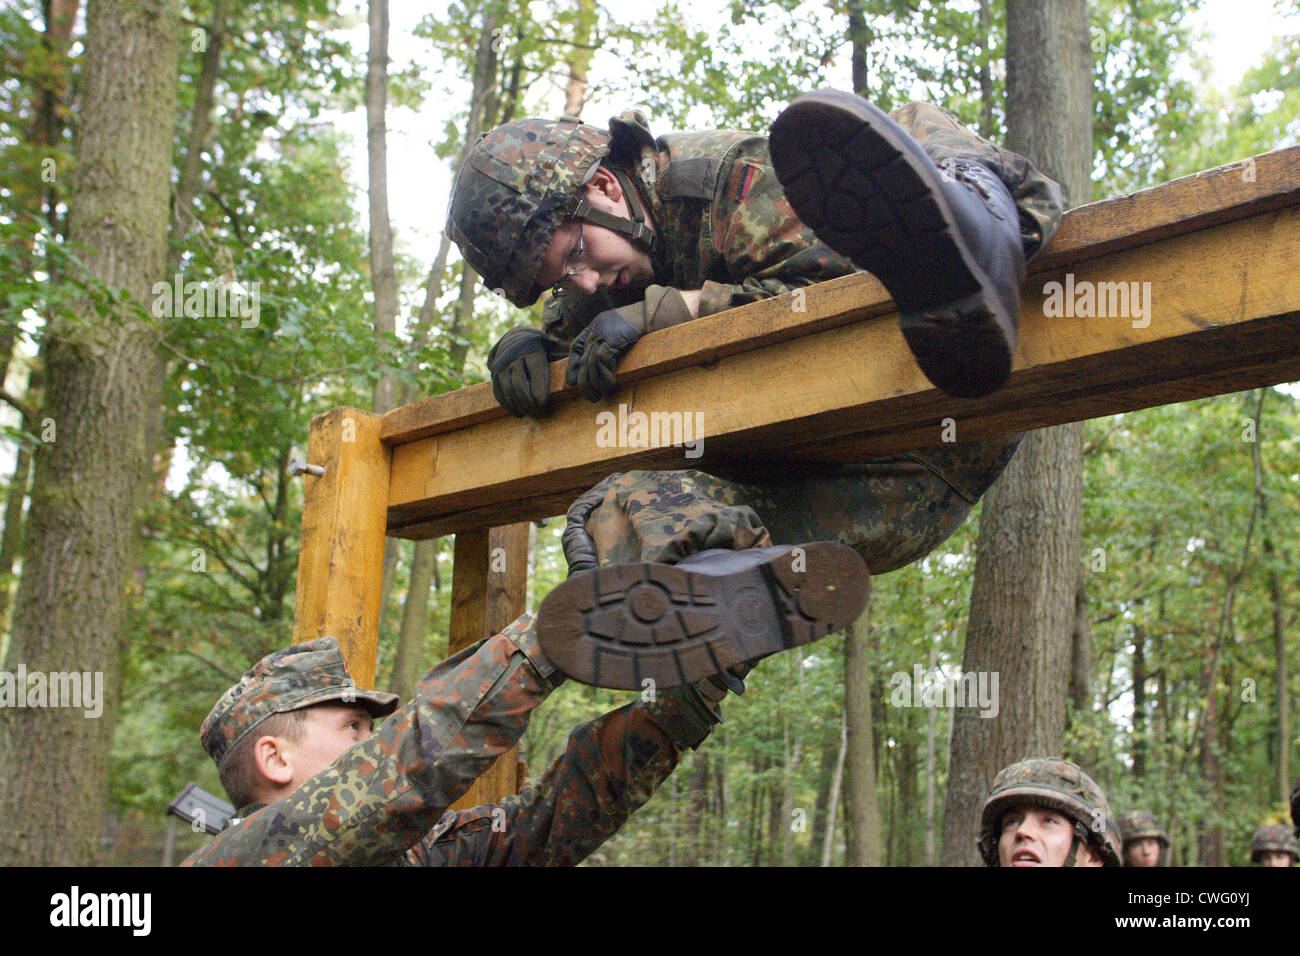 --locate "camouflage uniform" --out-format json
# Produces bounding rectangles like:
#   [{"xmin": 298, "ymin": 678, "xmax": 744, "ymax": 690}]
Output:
[
  {"xmin": 184, "ymin": 618, "xmax": 711, "ymax": 866},
  {"xmin": 978, "ymin": 757, "xmax": 1123, "ymax": 868},
  {"xmin": 534, "ymin": 105, "xmax": 1063, "ymax": 574}
]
